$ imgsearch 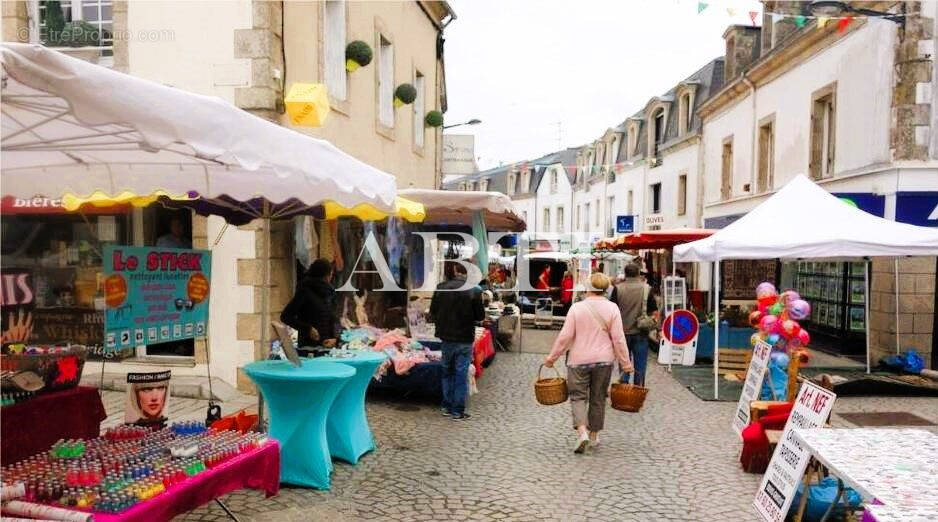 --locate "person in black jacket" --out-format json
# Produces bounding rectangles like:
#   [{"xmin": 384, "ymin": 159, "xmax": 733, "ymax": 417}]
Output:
[
  {"xmin": 430, "ymin": 262, "xmax": 484, "ymax": 420},
  {"xmin": 281, "ymin": 259, "xmax": 339, "ymax": 356}
]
